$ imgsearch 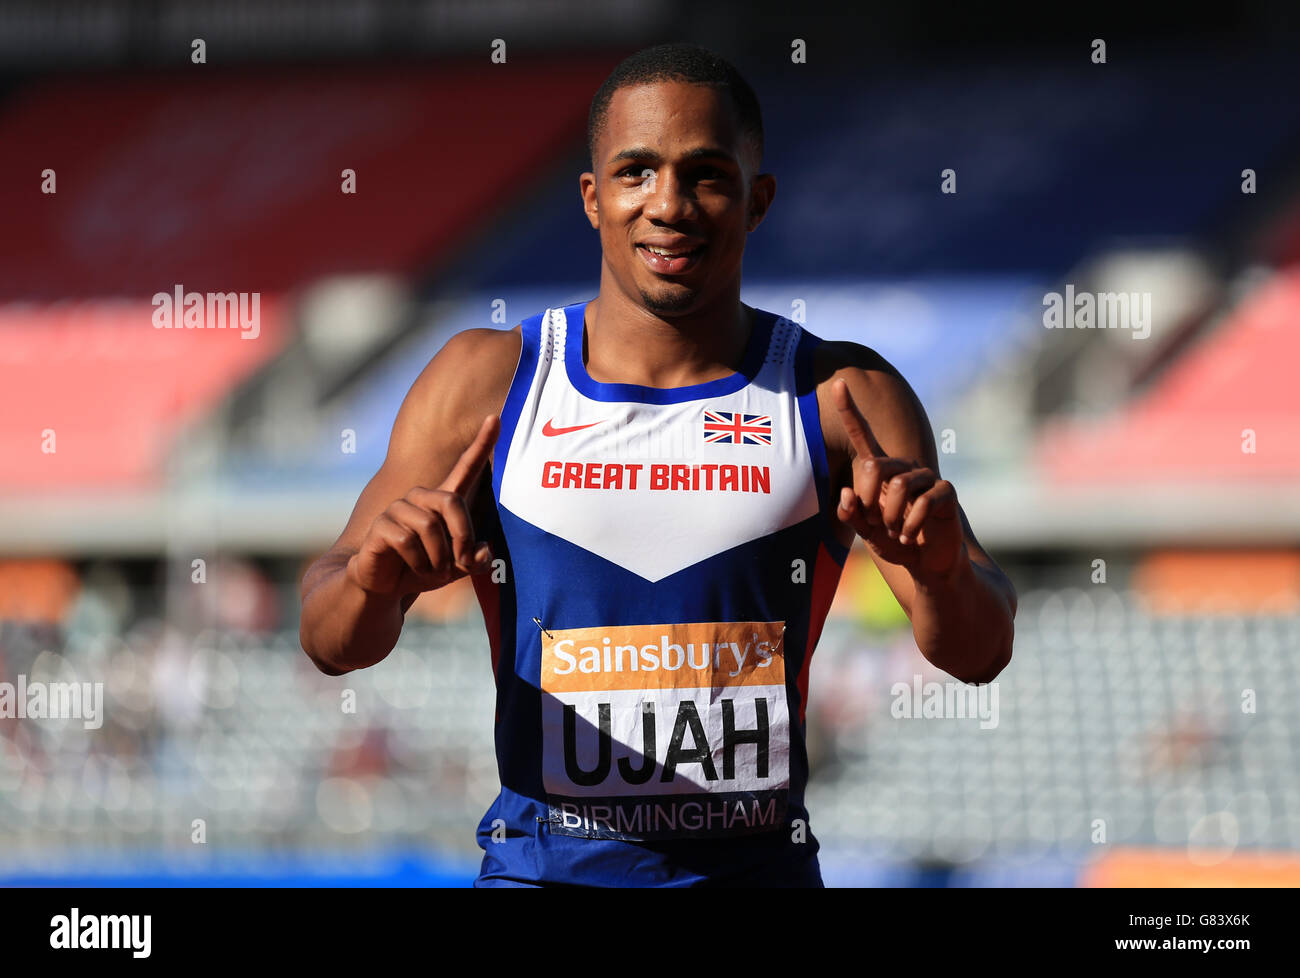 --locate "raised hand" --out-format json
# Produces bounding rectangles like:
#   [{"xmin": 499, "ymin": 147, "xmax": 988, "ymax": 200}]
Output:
[
  {"xmin": 831, "ymin": 378, "xmax": 963, "ymax": 580},
  {"xmin": 347, "ymin": 414, "xmax": 500, "ymax": 596}
]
